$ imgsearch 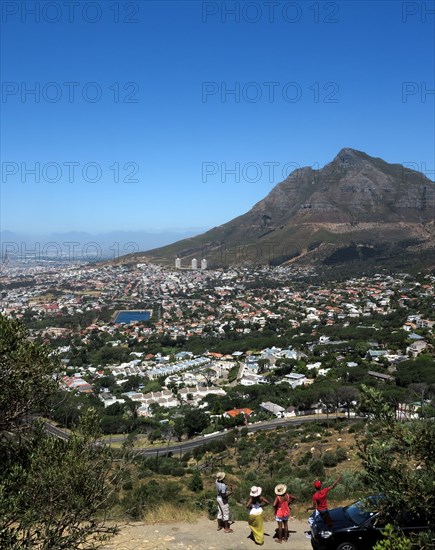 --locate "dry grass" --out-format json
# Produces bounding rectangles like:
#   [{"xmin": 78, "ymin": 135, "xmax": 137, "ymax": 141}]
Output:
[{"xmin": 141, "ymin": 503, "xmax": 203, "ymax": 525}]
